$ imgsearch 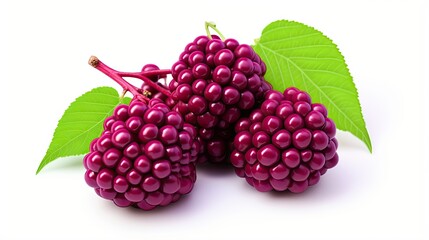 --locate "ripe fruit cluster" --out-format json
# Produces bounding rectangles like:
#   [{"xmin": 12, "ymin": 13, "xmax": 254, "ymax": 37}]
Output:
[
  {"xmin": 231, "ymin": 88, "xmax": 338, "ymax": 193},
  {"xmin": 86, "ymin": 23, "xmax": 339, "ymax": 210},
  {"xmin": 84, "ymin": 99, "xmax": 200, "ymax": 210},
  {"xmin": 166, "ymin": 35, "xmax": 272, "ymax": 163}
]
